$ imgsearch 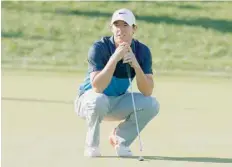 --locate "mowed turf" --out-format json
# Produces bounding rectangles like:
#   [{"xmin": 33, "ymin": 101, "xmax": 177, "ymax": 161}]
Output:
[{"xmin": 2, "ymin": 71, "xmax": 232, "ymax": 167}]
